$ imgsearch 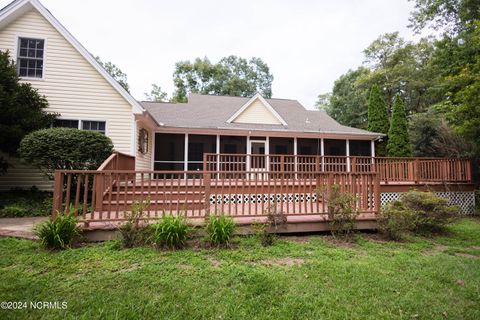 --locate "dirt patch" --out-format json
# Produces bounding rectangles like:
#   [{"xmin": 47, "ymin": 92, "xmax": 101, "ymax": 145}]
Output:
[
  {"xmin": 425, "ymin": 245, "xmax": 449, "ymax": 256},
  {"xmin": 256, "ymin": 257, "xmax": 305, "ymax": 267},
  {"xmin": 454, "ymin": 253, "xmax": 479, "ymax": 259},
  {"xmin": 112, "ymin": 263, "xmax": 142, "ymax": 273},
  {"xmin": 278, "ymin": 235, "xmax": 311, "ymax": 244},
  {"xmin": 208, "ymin": 257, "xmax": 221, "ymax": 268}
]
